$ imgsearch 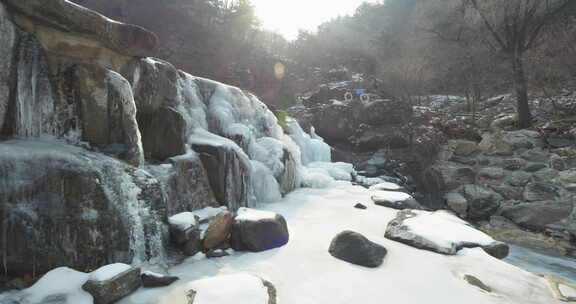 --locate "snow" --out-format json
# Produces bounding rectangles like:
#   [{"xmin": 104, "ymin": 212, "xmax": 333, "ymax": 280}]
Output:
[
  {"xmin": 169, "ymin": 207, "xmax": 228, "ymax": 230},
  {"xmin": 402, "ymin": 211, "xmax": 496, "ymax": 249},
  {"xmin": 14, "ymin": 267, "xmax": 91, "ymax": 304},
  {"xmin": 301, "ymin": 167, "xmax": 336, "ymax": 188},
  {"xmin": 115, "ymin": 180, "xmax": 566, "ymax": 304},
  {"xmin": 371, "ymin": 190, "xmax": 412, "ymax": 203},
  {"xmin": 156, "ymin": 274, "xmax": 268, "ymax": 304},
  {"xmin": 236, "ymin": 207, "xmax": 277, "ymax": 222},
  {"xmin": 307, "ymin": 161, "xmax": 354, "ymax": 181},
  {"xmin": 369, "ymin": 182, "xmax": 402, "ymax": 191},
  {"xmin": 89, "ymin": 263, "xmax": 132, "ymax": 282}
]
